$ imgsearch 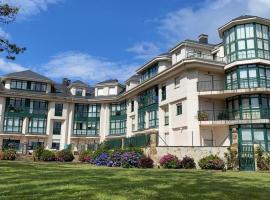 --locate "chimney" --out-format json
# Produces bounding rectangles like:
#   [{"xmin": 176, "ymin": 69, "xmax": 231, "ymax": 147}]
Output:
[
  {"xmin": 62, "ymin": 78, "xmax": 71, "ymax": 87},
  {"xmin": 198, "ymin": 34, "xmax": 208, "ymax": 44}
]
